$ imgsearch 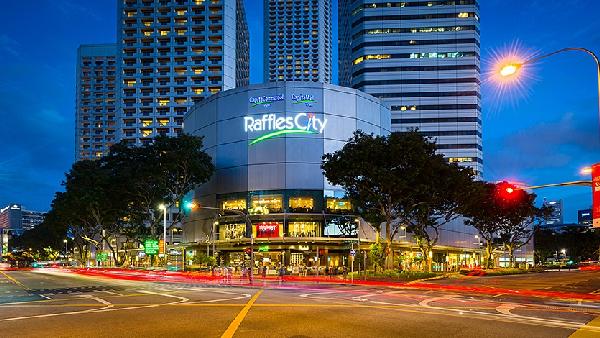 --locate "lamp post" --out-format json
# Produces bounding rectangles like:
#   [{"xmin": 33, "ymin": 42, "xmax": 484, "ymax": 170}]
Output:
[
  {"xmin": 498, "ymin": 47, "xmax": 600, "ymax": 139},
  {"xmin": 158, "ymin": 204, "xmax": 167, "ymax": 265},
  {"xmin": 63, "ymin": 239, "xmax": 68, "ymax": 260}
]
